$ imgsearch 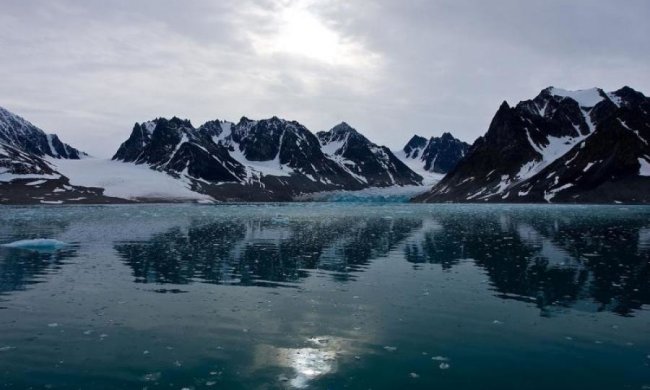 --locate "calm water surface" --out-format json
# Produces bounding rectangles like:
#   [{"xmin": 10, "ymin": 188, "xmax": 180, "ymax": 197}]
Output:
[{"xmin": 0, "ymin": 203, "xmax": 649, "ymax": 389}]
